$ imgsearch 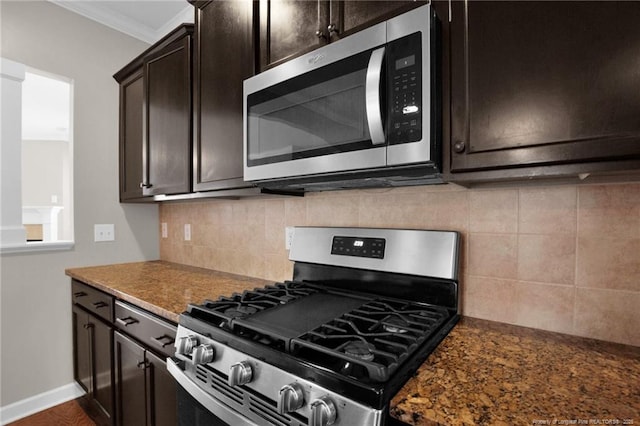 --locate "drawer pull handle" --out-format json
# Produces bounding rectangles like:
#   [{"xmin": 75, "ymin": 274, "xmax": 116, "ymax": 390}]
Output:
[
  {"xmin": 151, "ymin": 335, "xmax": 175, "ymax": 348},
  {"xmin": 92, "ymin": 301, "xmax": 108, "ymax": 309},
  {"xmin": 115, "ymin": 316, "xmax": 139, "ymax": 327},
  {"xmin": 74, "ymin": 291, "xmax": 88, "ymax": 298}
]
